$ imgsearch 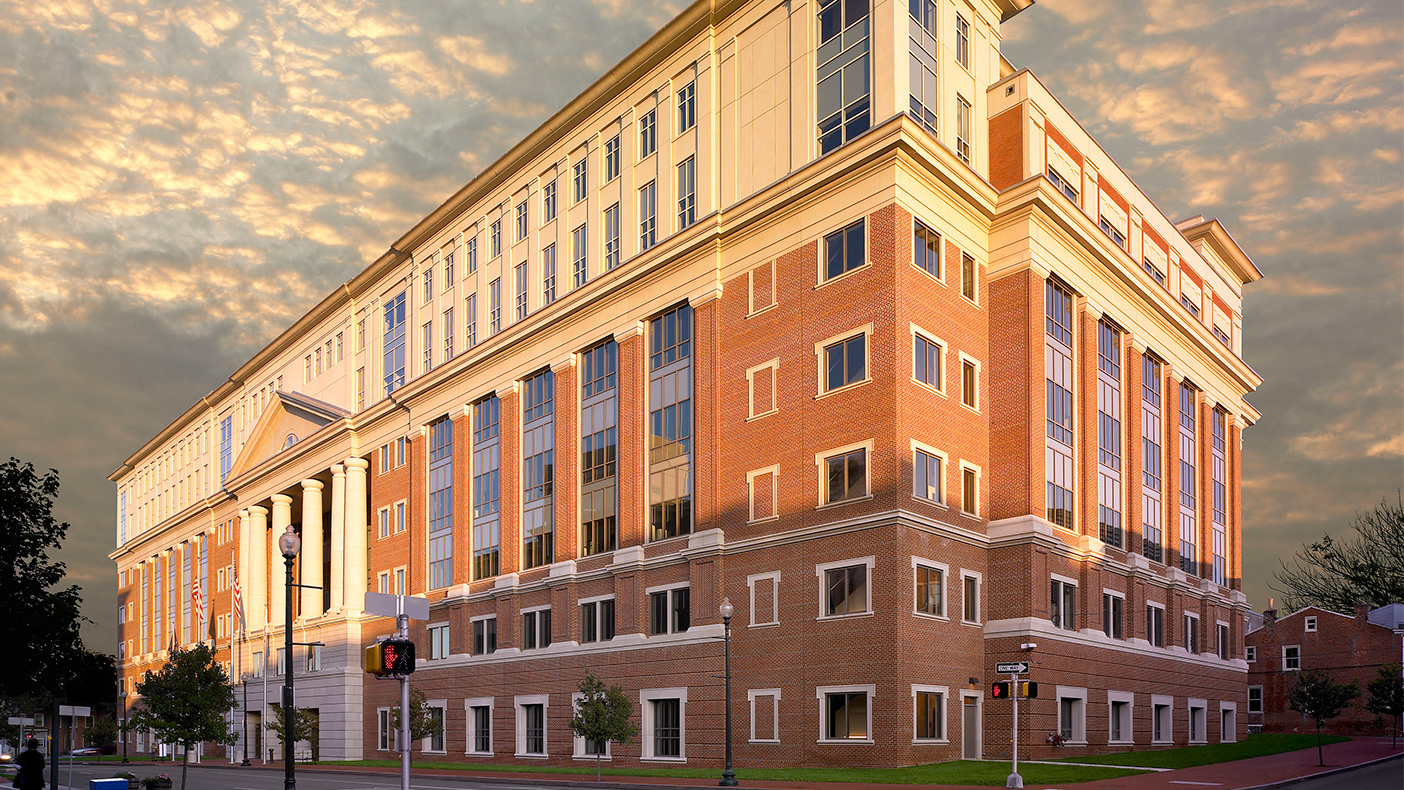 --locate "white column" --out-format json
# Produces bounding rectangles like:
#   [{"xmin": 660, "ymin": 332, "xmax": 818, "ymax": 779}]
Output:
[
  {"xmin": 237, "ymin": 509, "xmax": 250, "ymax": 630},
  {"xmin": 246, "ymin": 506, "xmax": 268, "ymax": 632},
  {"xmin": 329, "ymin": 464, "xmax": 346, "ymax": 613},
  {"xmin": 343, "ymin": 457, "xmax": 369, "ymax": 615},
  {"xmin": 270, "ymin": 494, "xmax": 293, "ymax": 627},
  {"xmin": 300, "ymin": 479, "xmax": 324, "ymax": 619}
]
